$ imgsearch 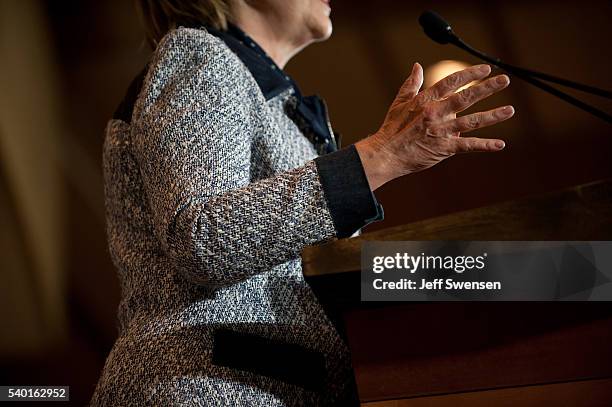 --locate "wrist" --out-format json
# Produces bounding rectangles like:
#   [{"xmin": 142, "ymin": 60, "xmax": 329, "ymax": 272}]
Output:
[{"xmin": 354, "ymin": 135, "xmax": 396, "ymax": 191}]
